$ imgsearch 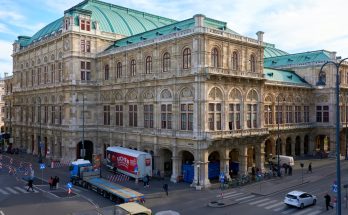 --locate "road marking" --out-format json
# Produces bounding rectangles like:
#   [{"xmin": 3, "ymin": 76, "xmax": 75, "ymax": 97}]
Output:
[
  {"xmin": 306, "ymin": 210, "xmax": 322, "ymax": 215},
  {"xmin": 0, "ymin": 188, "xmax": 9, "ymax": 195},
  {"xmin": 216, "ymin": 191, "xmax": 236, "ymax": 197},
  {"xmin": 14, "ymin": 186, "xmax": 28, "ymax": 193},
  {"xmin": 5, "ymin": 187, "xmax": 18, "ymax": 194},
  {"xmin": 0, "ymin": 210, "xmax": 4, "ymax": 215},
  {"xmin": 291, "ymin": 207, "xmax": 313, "ymax": 215},
  {"xmin": 249, "ymin": 198, "xmax": 270, "ymax": 205},
  {"xmin": 257, "ymin": 199, "xmax": 278, "ymax": 207},
  {"xmin": 281, "ymin": 208, "xmax": 298, "ymax": 214},
  {"xmin": 223, "ymin": 192, "xmax": 244, "ymax": 198},
  {"xmin": 265, "ymin": 201, "xmax": 284, "ymax": 209},
  {"xmin": 235, "ymin": 195, "xmax": 255, "ymax": 201}
]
